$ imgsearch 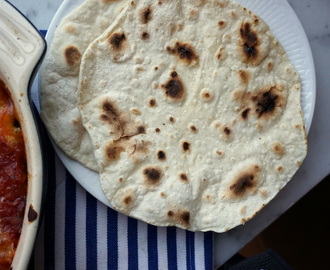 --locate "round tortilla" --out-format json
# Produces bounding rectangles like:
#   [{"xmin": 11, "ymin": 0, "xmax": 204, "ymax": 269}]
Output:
[
  {"xmin": 78, "ymin": 0, "xmax": 307, "ymax": 232},
  {"xmin": 40, "ymin": 0, "xmax": 127, "ymax": 171}
]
